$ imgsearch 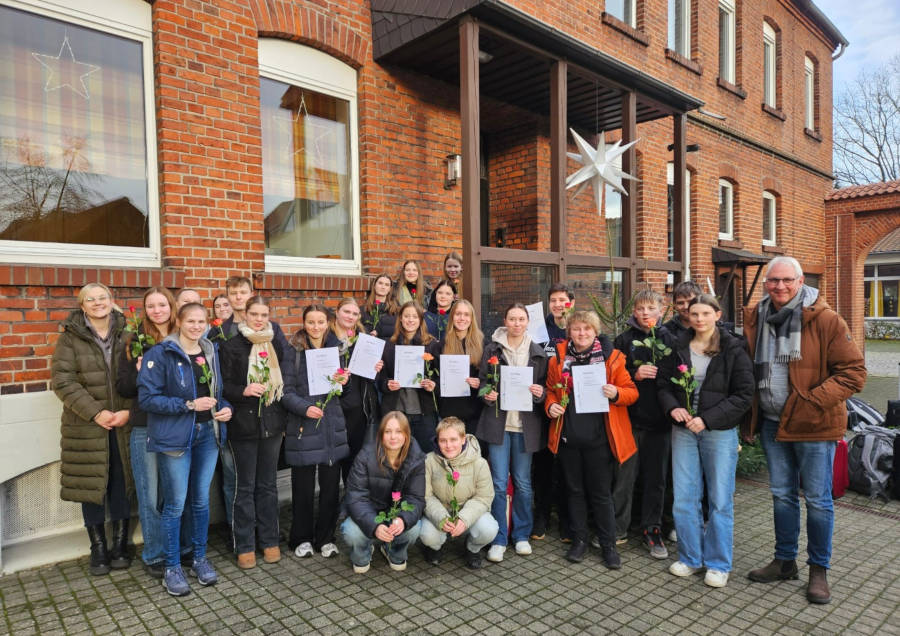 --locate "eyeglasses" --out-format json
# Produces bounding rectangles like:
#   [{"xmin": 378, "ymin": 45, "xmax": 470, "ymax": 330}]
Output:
[
  {"xmin": 84, "ymin": 295, "xmax": 110, "ymax": 303},
  {"xmin": 764, "ymin": 277, "xmax": 797, "ymax": 287}
]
